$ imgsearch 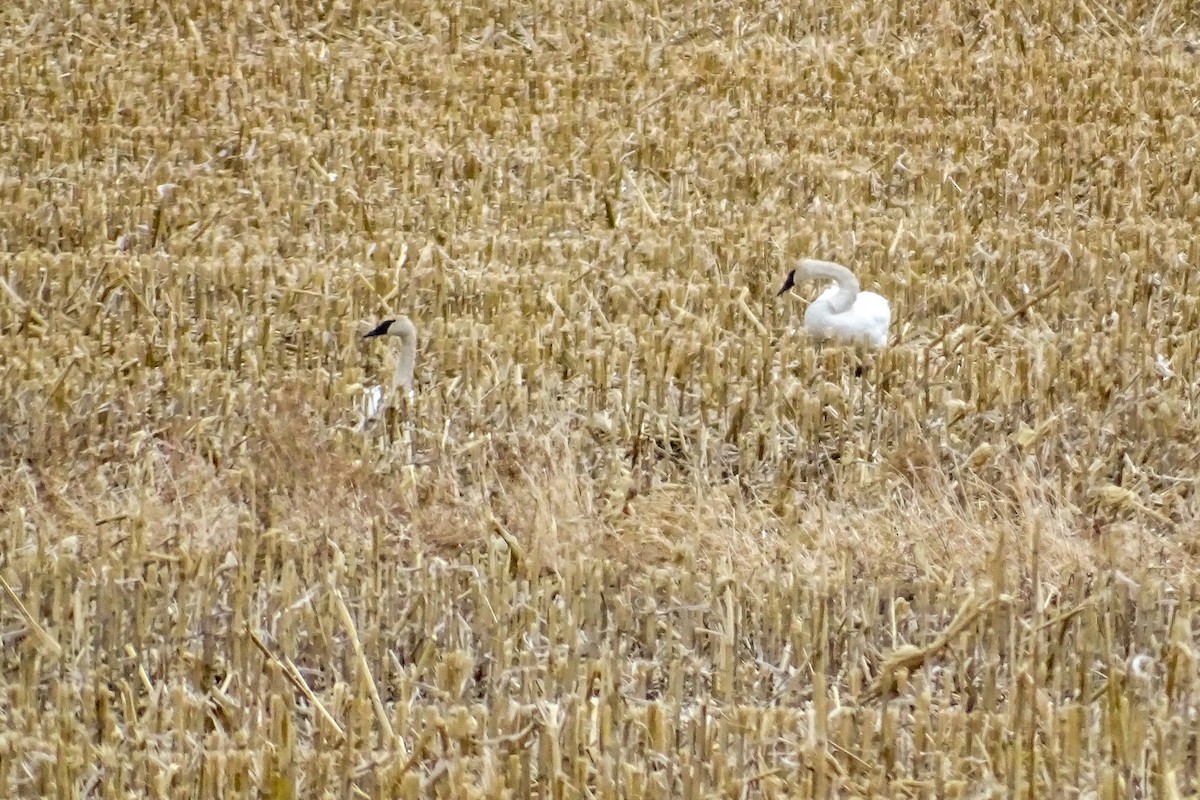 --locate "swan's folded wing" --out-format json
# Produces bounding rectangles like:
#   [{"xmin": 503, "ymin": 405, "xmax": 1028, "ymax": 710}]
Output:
[{"xmin": 360, "ymin": 385, "xmax": 383, "ymax": 420}]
